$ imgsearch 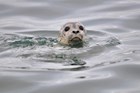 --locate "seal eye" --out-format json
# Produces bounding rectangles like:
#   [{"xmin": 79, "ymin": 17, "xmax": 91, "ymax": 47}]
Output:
[
  {"xmin": 79, "ymin": 26, "xmax": 84, "ymax": 30},
  {"xmin": 64, "ymin": 26, "xmax": 70, "ymax": 32}
]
